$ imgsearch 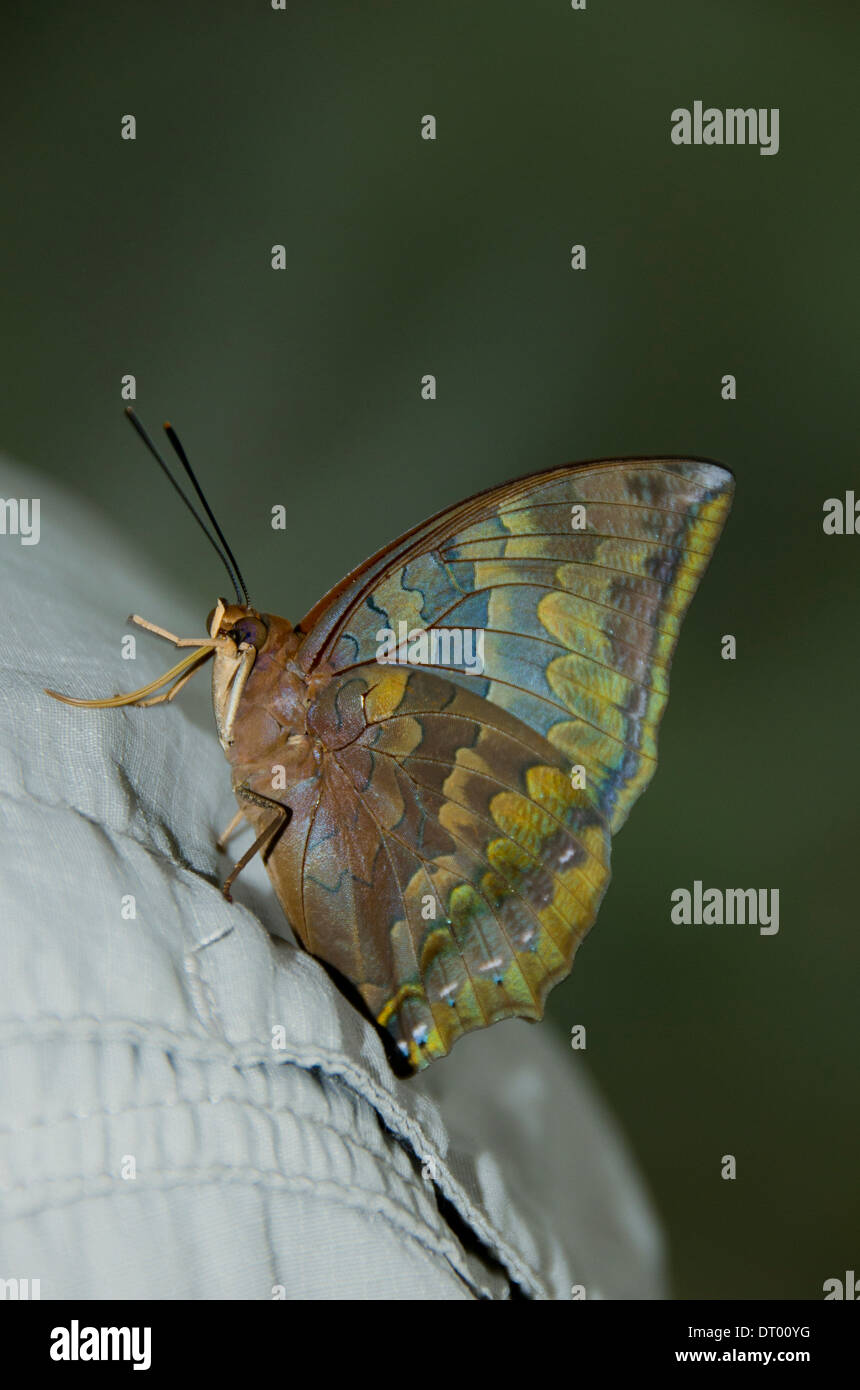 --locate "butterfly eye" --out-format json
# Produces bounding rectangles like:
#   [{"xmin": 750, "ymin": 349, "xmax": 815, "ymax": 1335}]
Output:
[{"xmin": 230, "ymin": 616, "xmax": 268, "ymax": 650}]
